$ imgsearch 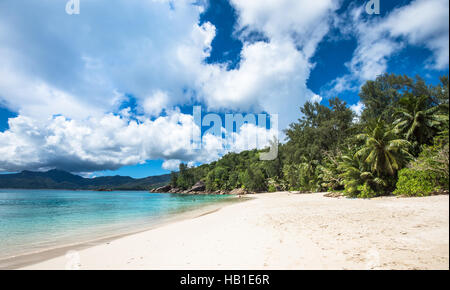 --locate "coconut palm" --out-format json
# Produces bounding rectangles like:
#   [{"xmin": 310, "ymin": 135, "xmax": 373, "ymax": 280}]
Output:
[
  {"xmin": 338, "ymin": 153, "xmax": 387, "ymax": 197},
  {"xmin": 393, "ymin": 95, "xmax": 448, "ymax": 145},
  {"xmin": 316, "ymin": 151, "xmax": 342, "ymax": 191},
  {"xmin": 355, "ymin": 119, "xmax": 411, "ymax": 176}
]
